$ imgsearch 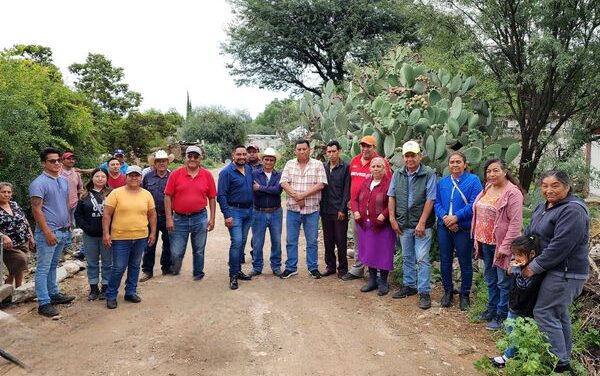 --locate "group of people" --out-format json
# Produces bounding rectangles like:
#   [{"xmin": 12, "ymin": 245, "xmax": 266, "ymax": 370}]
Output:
[{"xmin": 0, "ymin": 137, "xmax": 590, "ymax": 373}]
